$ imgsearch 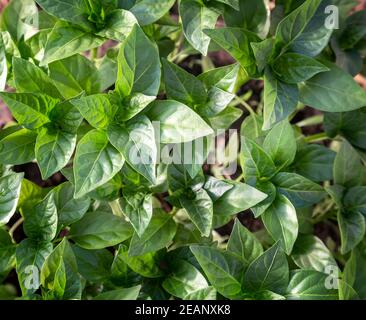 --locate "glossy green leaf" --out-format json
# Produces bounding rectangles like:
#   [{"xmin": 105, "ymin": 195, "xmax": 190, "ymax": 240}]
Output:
[
  {"xmin": 35, "ymin": 126, "xmax": 76, "ymax": 179},
  {"xmin": 263, "ymin": 67, "xmax": 299, "ymax": 130},
  {"xmin": 338, "ymin": 209, "xmax": 366, "ymax": 254},
  {"xmin": 52, "ymin": 182, "xmax": 90, "ymax": 227},
  {"xmin": 263, "ymin": 120, "xmax": 296, "ymax": 169},
  {"xmin": 16, "ymin": 239, "xmax": 53, "ymax": 295},
  {"xmin": 73, "ymin": 129, "xmax": 125, "ymax": 198},
  {"xmin": 128, "ymin": 210, "xmax": 176, "ymax": 256},
  {"xmin": 243, "ymin": 243, "xmax": 289, "ymax": 294},
  {"xmin": 68, "ymin": 211, "xmax": 133, "ymax": 249},
  {"xmin": 191, "ymin": 245, "xmax": 245, "ymax": 299},
  {"xmin": 118, "ymin": 192, "xmax": 153, "ymax": 237},
  {"xmin": 116, "ymin": 24, "xmax": 161, "ymax": 97},
  {"xmin": 147, "ymin": 100, "xmax": 214, "ymax": 143},
  {"xmin": 240, "ymin": 136, "xmax": 277, "ymax": 182},
  {"xmin": 0, "ymin": 128, "xmax": 37, "ymax": 165},
  {"xmin": 180, "ymin": 189, "xmax": 213, "ymax": 237},
  {"xmin": 94, "ymin": 285, "xmax": 141, "ymax": 300},
  {"xmin": 299, "ymin": 61, "xmax": 366, "ymax": 112},
  {"xmin": 204, "ymin": 27, "xmax": 260, "ymax": 76},
  {"xmin": 162, "ymin": 58, "xmax": 208, "ymax": 107},
  {"xmin": 107, "ymin": 115, "xmax": 157, "ymax": 184},
  {"xmin": 71, "ymin": 94, "xmax": 117, "ymax": 129},
  {"xmin": 180, "ymin": 0, "xmax": 220, "ymax": 56},
  {"xmin": 23, "ymin": 192, "xmax": 58, "ymax": 242},
  {"xmin": 227, "ymin": 219, "xmax": 263, "ymax": 265},
  {"xmin": 162, "ymin": 260, "xmax": 208, "ymax": 299},
  {"xmin": 286, "ymin": 270, "xmax": 338, "ymax": 300},
  {"xmin": 273, "ymin": 172, "xmax": 325, "ymax": 208},
  {"xmin": 41, "ymin": 22, "xmax": 104, "ymax": 66},
  {"xmin": 292, "ymin": 234, "xmax": 338, "ymax": 272},
  {"xmin": 0, "ymin": 172, "xmax": 23, "ymax": 226},
  {"xmin": 261, "ymin": 194, "xmax": 298, "ymax": 255}
]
